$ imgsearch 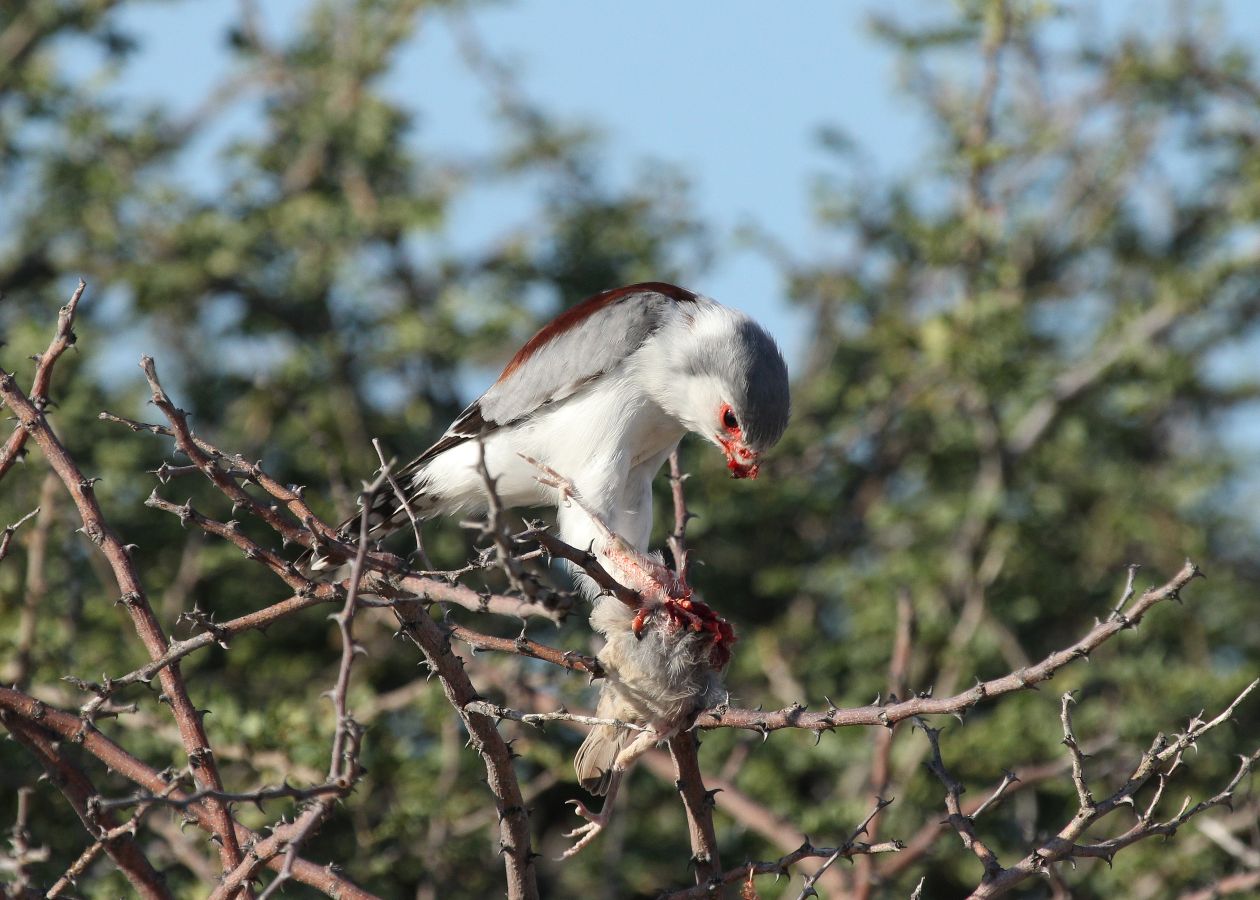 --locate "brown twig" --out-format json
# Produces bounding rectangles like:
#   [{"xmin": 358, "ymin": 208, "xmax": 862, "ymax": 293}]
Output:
[
  {"xmin": 797, "ymin": 798, "xmax": 898, "ymax": 899},
  {"xmin": 474, "ymin": 442, "xmax": 562, "ymax": 607},
  {"xmin": 921, "ymin": 678, "xmax": 1260, "ymax": 898},
  {"xmin": 217, "ymin": 470, "xmax": 382, "ymax": 900},
  {"xmin": 97, "ymin": 781, "xmax": 348, "ymax": 814},
  {"xmin": 520, "ymin": 454, "xmax": 644, "ymax": 610},
  {"xmin": 392, "ymin": 566, "xmax": 569, "ymax": 622},
  {"xmin": 115, "ymin": 402, "xmax": 568, "ymax": 623},
  {"xmin": 917, "ymin": 719, "xmax": 1004, "ymax": 879},
  {"xmin": 877, "ymin": 753, "xmax": 1095, "ymax": 880},
  {"xmin": 656, "ymin": 807, "xmax": 903, "ymax": 900},
  {"xmin": 0, "ymin": 686, "xmax": 378, "ymax": 899},
  {"xmin": 139, "ymin": 357, "xmax": 347, "ymax": 554},
  {"xmin": 46, "ymin": 801, "xmax": 158, "ymax": 899},
  {"xmin": 0, "ymin": 367, "xmax": 246, "ymax": 877},
  {"xmin": 141, "ymin": 482, "xmax": 565, "ymax": 624},
  {"xmin": 519, "ymin": 525, "xmax": 641, "ymax": 610},
  {"xmin": 1059, "ymin": 692, "xmax": 1095, "ymax": 811},
  {"xmin": 697, "ymin": 560, "xmax": 1202, "ymax": 733},
  {"xmin": 666, "ymin": 449, "xmax": 692, "ymax": 583},
  {"xmin": 0, "ymin": 279, "xmax": 85, "ymax": 483},
  {"xmin": 463, "ymin": 700, "xmax": 647, "ymax": 732},
  {"xmin": 661, "ymin": 453, "xmax": 721, "ymax": 883},
  {"xmin": 668, "ymin": 731, "xmax": 723, "ymax": 885},
  {"xmin": 1, "ymin": 787, "xmax": 47, "ymax": 892},
  {"xmin": 854, "ymin": 589, "xmax": 915, "ymax": 899},
  {"xmin": 640, "ymin": 748, "xmax": 845, "ymax": 897},
  {"xmin": 372, "ymin": 437, "xmax": 432, "ymax": 570},
  {"xmin": 446, "ymin": 621, "xmax": 604, "ymax": 678},
  {"xmin": 0, "ymin": 504, "xmax": 39, "ymax": 563},
  {"xmin": 209, "ymin": 798, "xmax": 363, "ymax": 900},
  {"xmin": 69, "ymin": 583, "xmax": 337, "ymax": 720},
  {"xmin": 0, "ymin": 712, "xmax": 170, "ymax": 899},
  {"xmin": 392, "ymin": 598, "xmax": 539, "ymax": 900}
]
